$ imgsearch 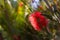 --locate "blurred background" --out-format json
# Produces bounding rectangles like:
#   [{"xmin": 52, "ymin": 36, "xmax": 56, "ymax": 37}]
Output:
[{"xmin": 0, "ymin": 0, "xmax": 60, "ymax": 40}]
